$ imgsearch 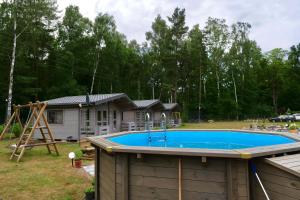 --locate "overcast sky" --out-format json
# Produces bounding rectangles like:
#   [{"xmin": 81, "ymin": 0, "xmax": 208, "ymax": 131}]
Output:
[{"xmin": 56, "ymin": 0, "xmax": 300, "ymax": 52}]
